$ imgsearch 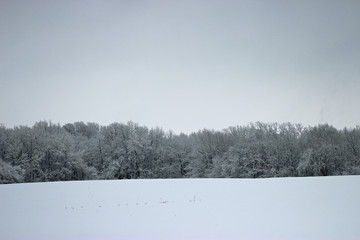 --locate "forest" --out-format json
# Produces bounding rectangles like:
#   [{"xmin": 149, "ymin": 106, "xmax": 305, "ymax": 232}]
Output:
[{"xmin": 0, "ymin": 121, "xmax": 359, "ymax": 184}]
